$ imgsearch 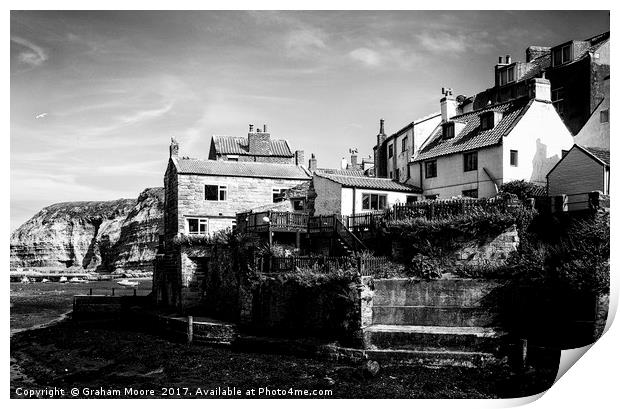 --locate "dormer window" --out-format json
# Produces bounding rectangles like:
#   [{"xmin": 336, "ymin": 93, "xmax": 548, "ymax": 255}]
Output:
[
  {"xmin": 442, "ymin": 122, "xmax": 455, "ymax": 139},
  {"xmin": 499, "ymin": 65, "xmax": 515, "ymax": 86},
  {"xmin": 480, "ymin": 112, "xmax": 494, "ymax": 131},
  {"xmin": 552, "ymin": 43, "xmax": 573, "ymax": 66}
]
